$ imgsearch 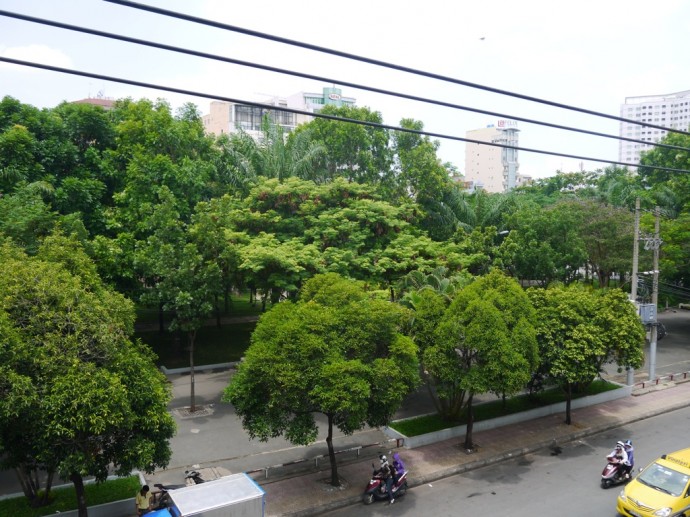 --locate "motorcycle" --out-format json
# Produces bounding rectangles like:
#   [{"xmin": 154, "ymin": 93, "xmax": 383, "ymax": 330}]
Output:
[
  {"xmin": 363, "ymin": 453, "xmax": 409, "ymax": 505},
  {"xmin": 601, "ymin": 455, "xmax": 633, "ymax": 489},
  {"xmin": 151, "ymin": 470, "xmax": 207, "ymax": 511}
]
